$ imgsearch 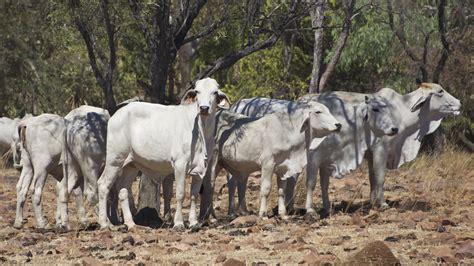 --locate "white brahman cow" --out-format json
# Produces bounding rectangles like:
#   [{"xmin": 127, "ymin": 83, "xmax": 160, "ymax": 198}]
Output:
[
  {"xmin": 97, "ymin": 77, "xmax": 230, "ymax": 229},
  {"xmin": 205, "ymin": 101, "xmax": 340, "ymax": 218}
]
